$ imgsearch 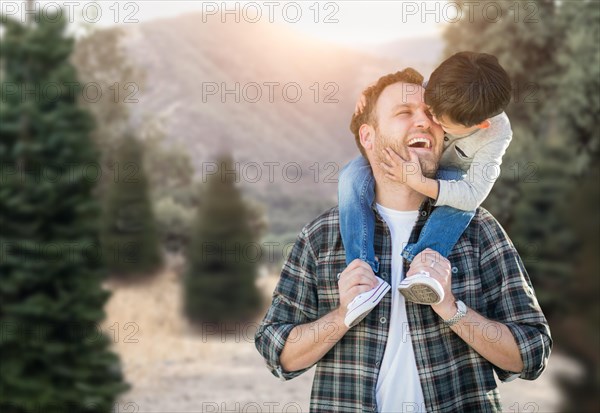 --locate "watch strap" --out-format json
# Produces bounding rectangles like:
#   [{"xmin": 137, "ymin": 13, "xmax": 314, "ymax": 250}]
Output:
[{"xmin": 443, "ymin": 300, "xmax": 467, "ymax": 327}]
